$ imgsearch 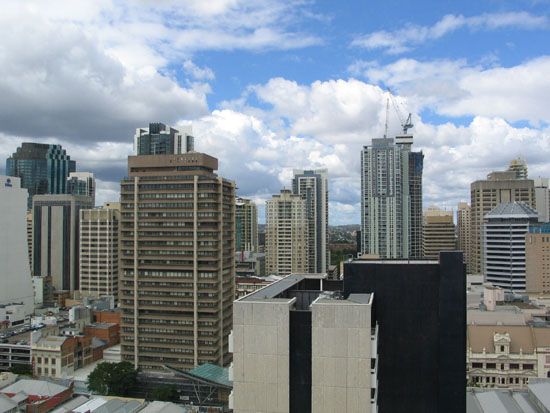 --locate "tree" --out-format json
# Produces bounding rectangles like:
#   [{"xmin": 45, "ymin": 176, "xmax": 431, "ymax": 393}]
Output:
[
  {"xmin": 150, "ymin": 385, "xmax": 179, "ymax": 402},
  {"xmin": 88, "ymin": 361, "xmax": 138, "ymax": 396},
  {"xmin": 9, "ymin": 364, "xmax": 33, "ymax": 376}
]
